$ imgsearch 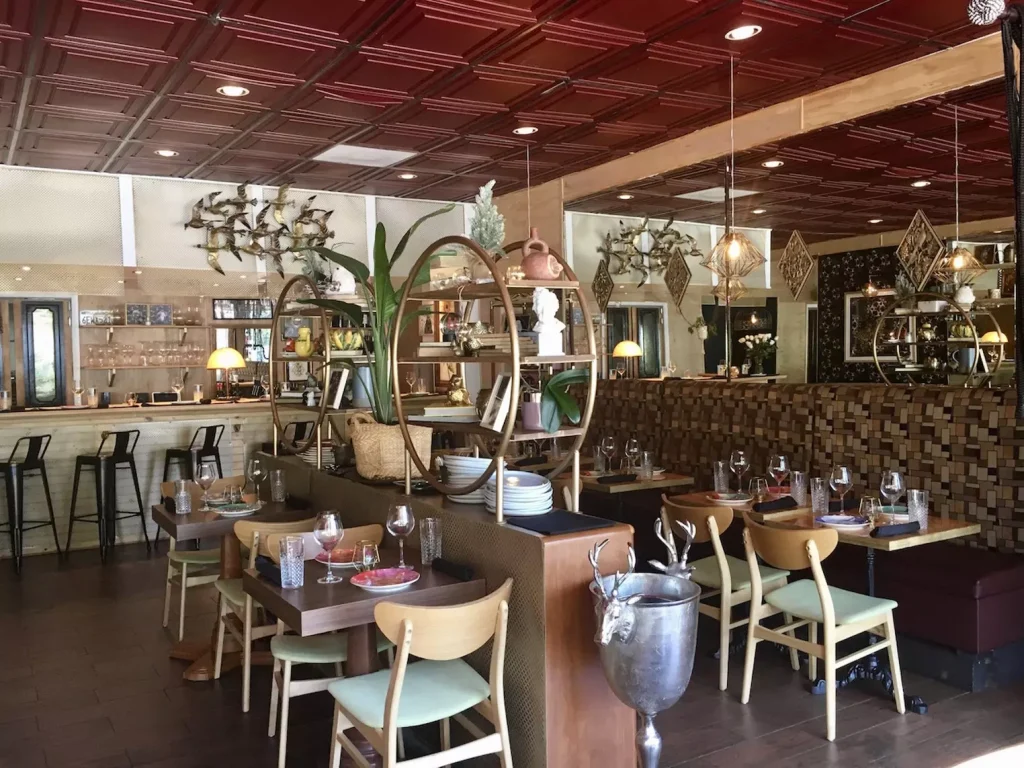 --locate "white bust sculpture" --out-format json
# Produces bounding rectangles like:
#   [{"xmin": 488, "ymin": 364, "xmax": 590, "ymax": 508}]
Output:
[{"xmin": 532, "ymin": 287, "xmax": 564, "ymax": 356}]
